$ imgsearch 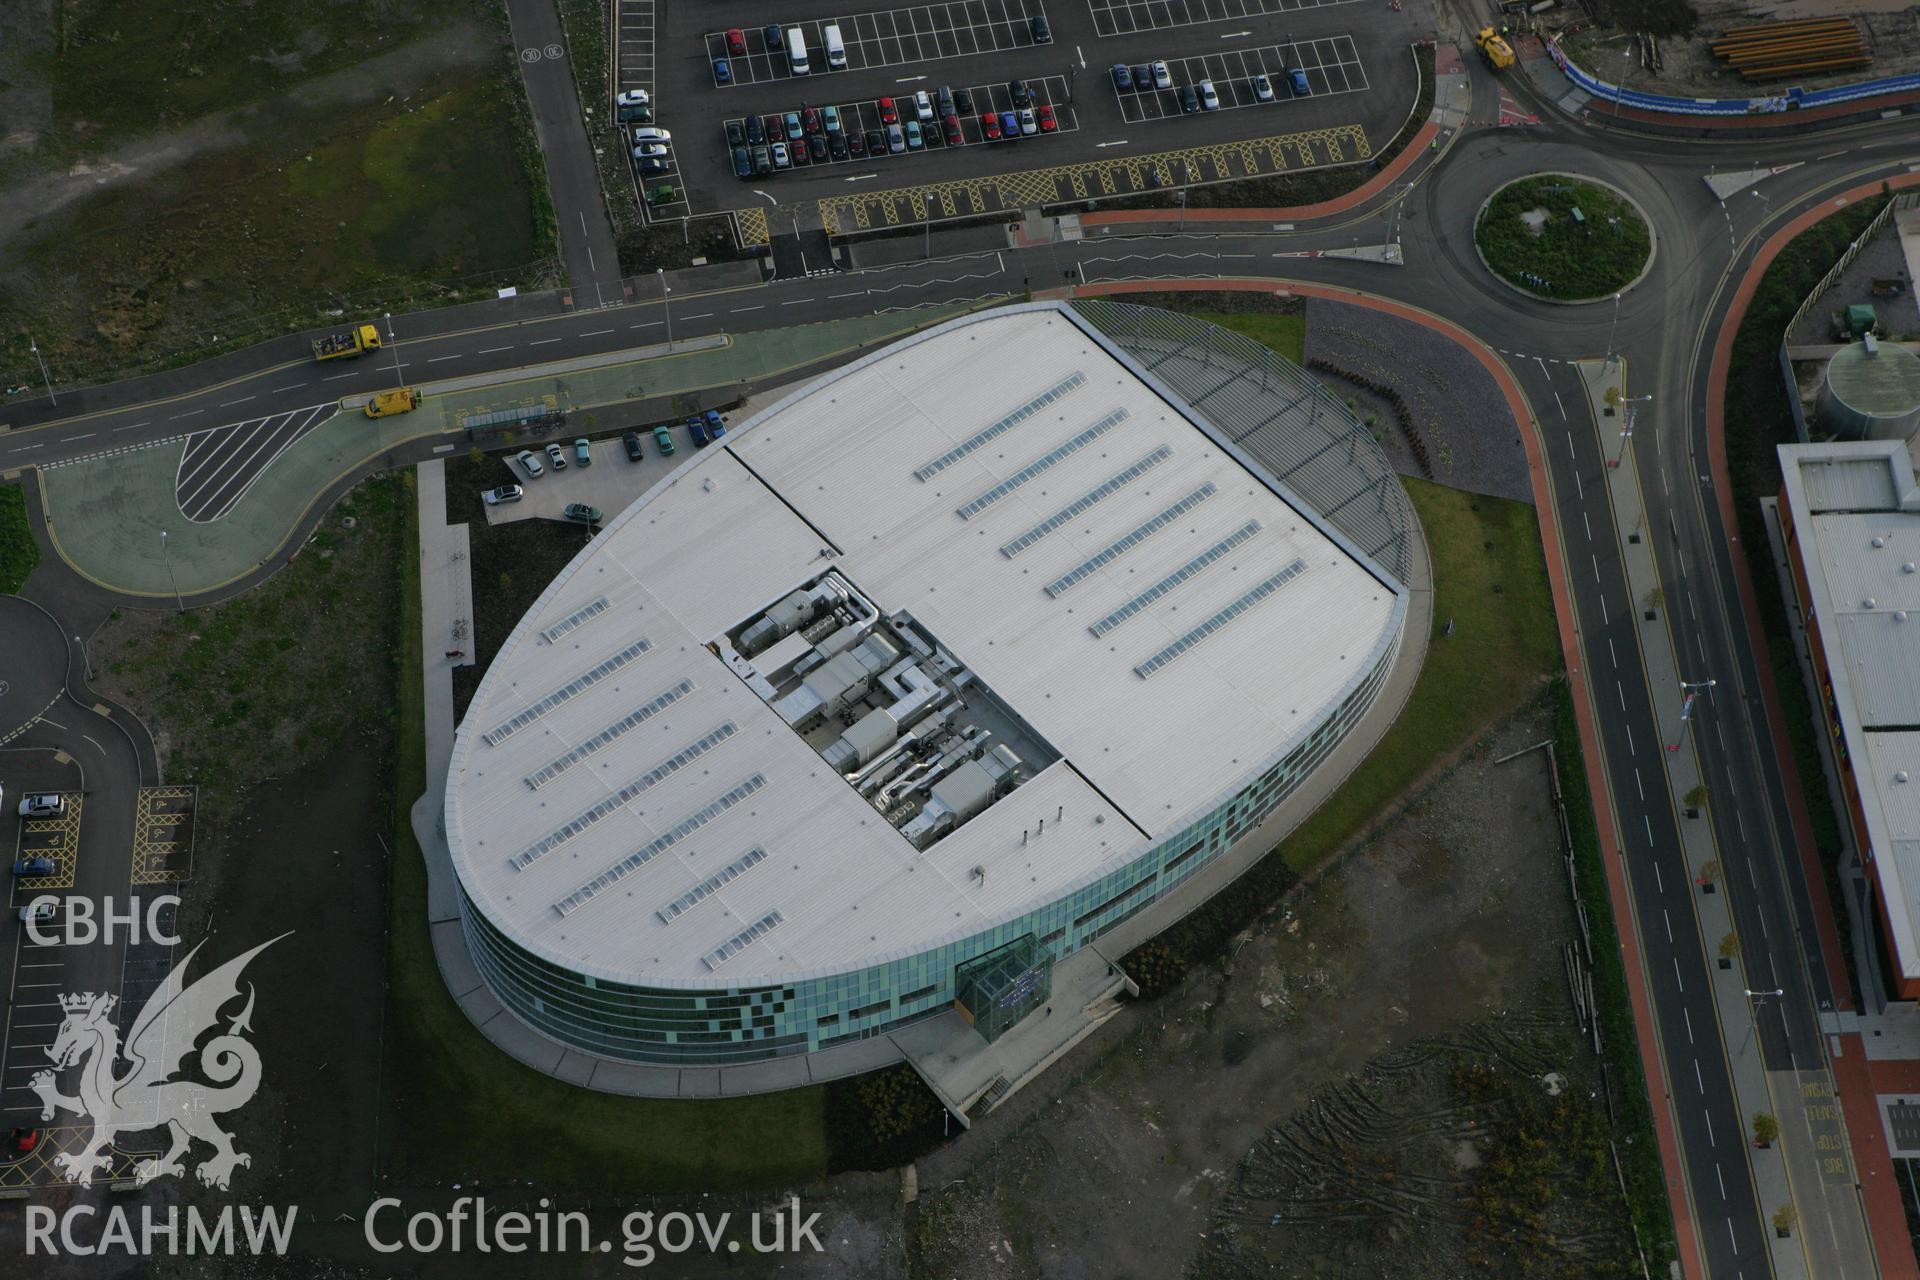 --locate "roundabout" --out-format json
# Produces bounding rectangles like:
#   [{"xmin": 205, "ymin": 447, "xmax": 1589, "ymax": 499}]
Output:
[{"xmin": 1472, "ymin": 173, "xmax": 1655, "ymax": 303}]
